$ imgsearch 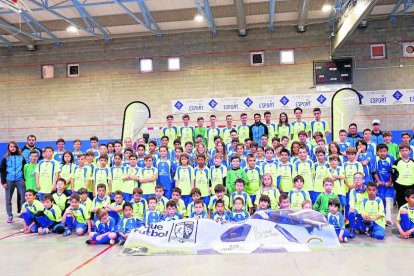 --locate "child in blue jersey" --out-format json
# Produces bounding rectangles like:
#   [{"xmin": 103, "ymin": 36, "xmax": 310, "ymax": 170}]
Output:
[
  {"xmin": 62, "ymin": 193, "xmax": 91, "ymax": 236},
  {"xmin": 72, "ymin": 139, "xmax": 83, "ymax": 165},
  {"xmin": 156, "ymin": 146, "xmax": 174, "ymax": 199},
  {"xmin": 155, "ymin": 185, "xmax": 169, "ymax": 214},
  {"xmin": 255, "ymin": 195, "xmax": 271, "ymax": 212},
  {"xmin": 189, "ymin": 199, "xmax": 208, "ymax": 219},
  {"xmin": 212, "ymin": 199, "xmax": 230, "ymax": 224},
  {"xmin": 34, "ymin": 194, "xmax": 65, "ymax": 235},
  {"xmin": 396, "ymin": 189, "xmax": 414, "ymax": 239},
  {"xmin": 361, "ymin": 182, "xmax": 386, "ymax": 239},
  {"xmin": 105, "ymin": 190, "xmax": 124, "ymax": 224},
  {"xmin": 21, "ymin": 189, "xmax": 46, "ymax": 234},
  {"xmin": 117, "ymin": 203, "xmax": 138, "ymax": 245},
  {"xmin": 91, "ymin": 184, "xmax": 111, "ymax": 224},
  {"xmin": 338, "ymin": 129, "xmax": 350, "ymax": 158},
  {"xmin": 88, "ymin": 136, "xmax": 100, "ymax": 157},
  {"xmin": 229, "ymin": 197, "xmax": 250, "ymax": 223},
  {"xmin": 230, "ymin": 178, "xmax": 253, "ymax": 213},
  {"xmin": 162, "ymin": 201, "xmax": 182, "ymax": 221},
  {"xmin": 136, "ymin": 144, "xmax": 146, "ymax": 168},
  {"xmin": 86, "ymin": 208, "xmax": 117, "ymax": 245},
  {"xmin": 143, "ymin": 197, "xmax": 162, "ymax": 226},
  {"xmin": 356, "ymin": 139, "xmax": 375, "ymax": 184},
  {"xmin": 373, "ymin": 144, "xmax": 395, "ymax": 226},
  {"xmin": 327, "ymin": 198, "xmax": 349, "ymax": 243}
]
